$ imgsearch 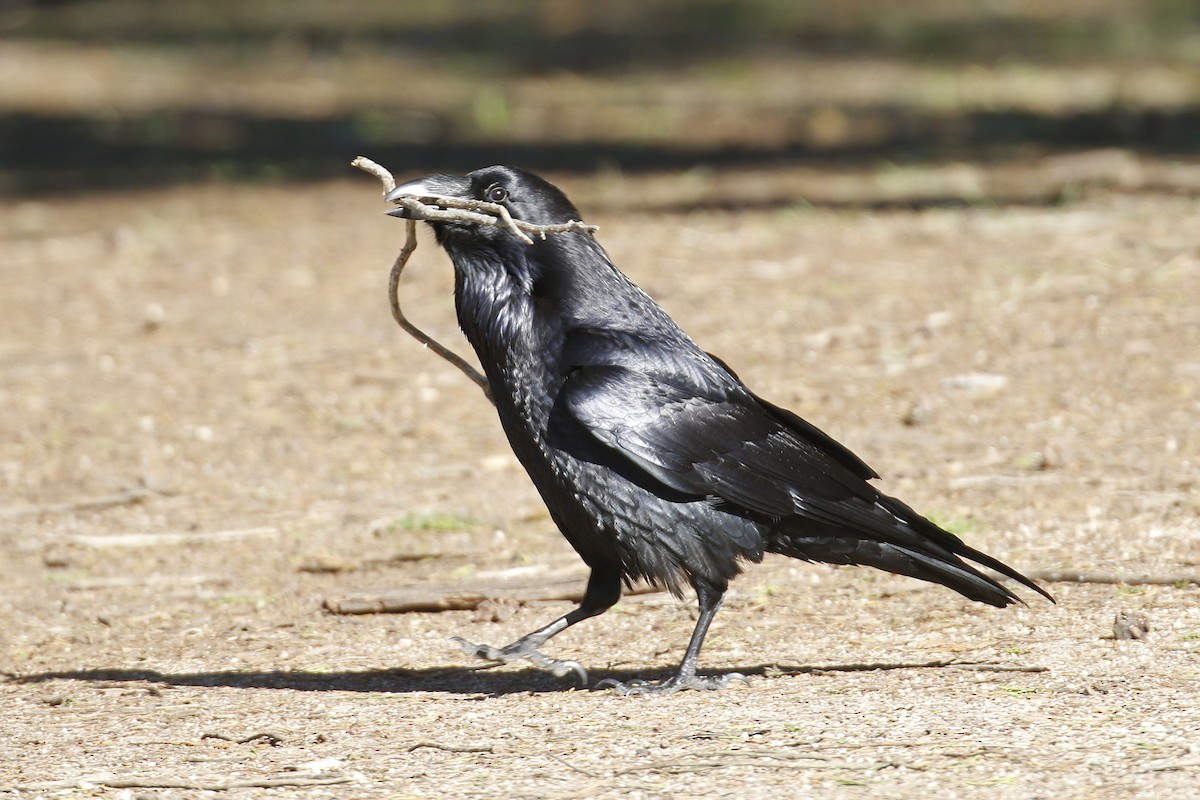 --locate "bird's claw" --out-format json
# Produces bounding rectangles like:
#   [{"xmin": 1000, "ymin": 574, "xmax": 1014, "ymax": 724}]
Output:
[
  {"xmin": 449, "ymin": 636, "xmax": 589, "ymax": 685},
  {"xmin": 596, "ymin": 671, "xmax": 749, "ymax": 696}
]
